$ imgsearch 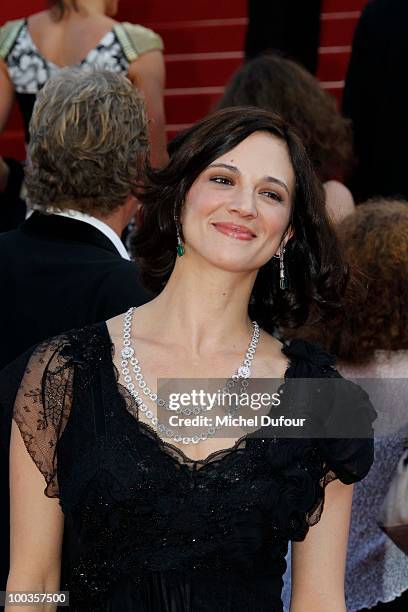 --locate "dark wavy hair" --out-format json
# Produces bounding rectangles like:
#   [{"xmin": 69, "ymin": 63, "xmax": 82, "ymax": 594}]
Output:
[
  {"xmin": 314, "ymin": 200, "xmax": 408, "ymax": 364},
  {"xmin": 217, "ymin": 54, "xmax": 353, "ymax": 183},
  {"xmin": 130, "ymin": 107, "xmax": 348, "ymax": 332}
]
